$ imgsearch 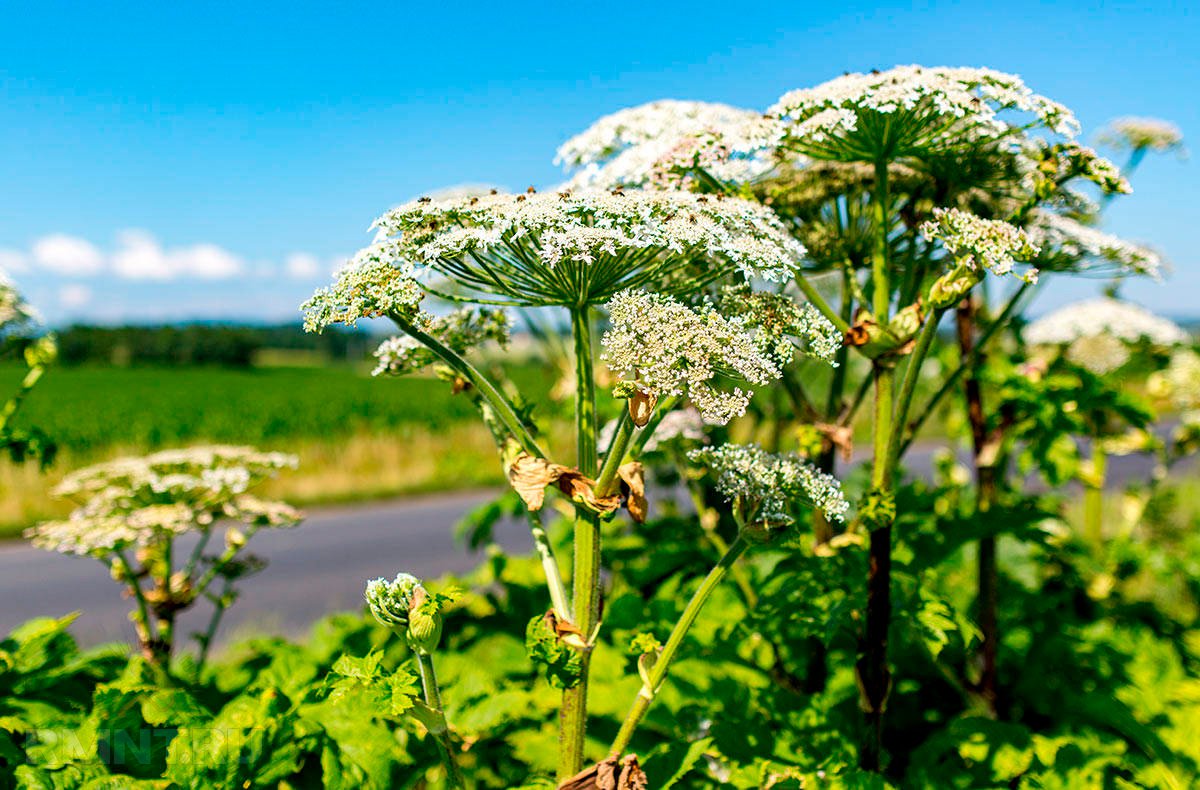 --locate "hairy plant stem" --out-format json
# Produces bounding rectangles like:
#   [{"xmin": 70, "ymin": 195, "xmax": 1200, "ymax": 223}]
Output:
[
  {"xmin": 415, "ymin": 651, "xmax": 465, "ymax": 789},
  {"xmin": 609, "ymin": 533, "xmax": 751, "ymax": 757},
  {"xmin": 859, "ymin": 156, "xmax": 894, "ymax": 772},
  {"xmin": 195, "ymin": 578, "xmax": 234, "ymax": 677},
  {"xmin": 395, "ymin": 314, "xmax": 545, "ymax": 458},
  {"xmin": 955, "ymin": 300, "xmax": 999, "ymax": 716},
  {"xmin": 560, "ymin": 306, "xmax": 600, "ymax": 780},
  {"xmin": 1083, "ymin": 439, "xmax": 1107, "ymax": 544}
]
